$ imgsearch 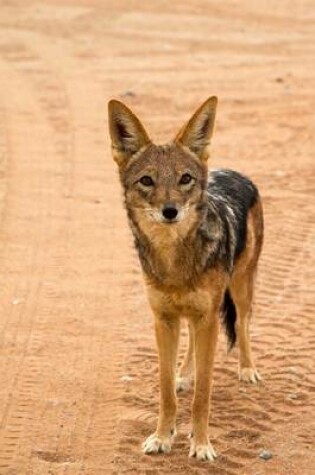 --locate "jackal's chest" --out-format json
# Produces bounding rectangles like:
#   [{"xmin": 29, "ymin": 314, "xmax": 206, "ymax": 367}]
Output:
[
  {"xmin": 144, "ymin": 239, "xmax": 198, "ymax": 288},
  {"xmin": 146, "ymin": 269, "xmax": 226, "ymax": 320},
  {"xmin": 157, "ymin": 243, "xmax": 184, "ymax": 278},
  {"xmin": 134, "ymin": 219, "xmax": 212, "ymax": 288}
]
